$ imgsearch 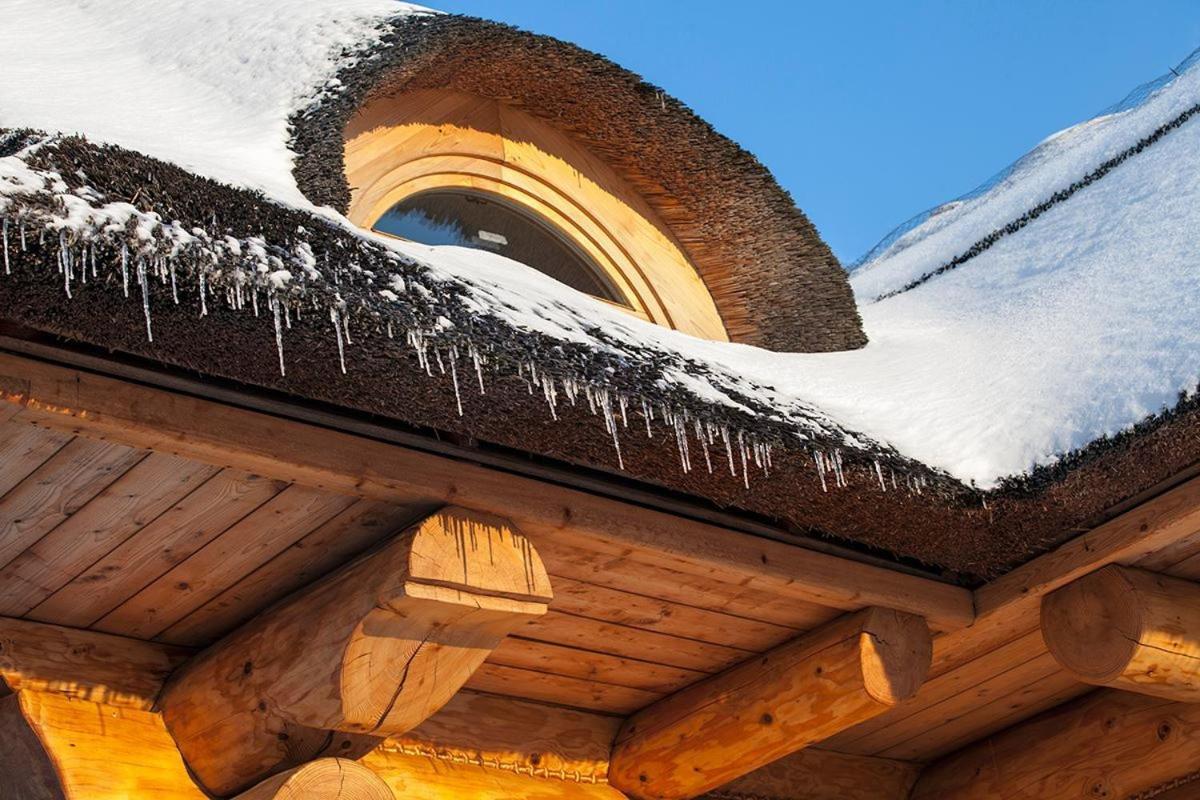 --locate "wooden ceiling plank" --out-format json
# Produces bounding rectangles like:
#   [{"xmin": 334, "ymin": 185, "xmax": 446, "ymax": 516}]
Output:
[
  {"xmin": 1042, "ymin": 565, "xmax": 1200, "ymax": 701},
  {"xmin": 91, "ymin": 485, "xmax": 356, "ymax": 639},
  {"xmin": 464, "ymin": 662, "xmax": 661, "ymax": 715},
  {"xmin": 520, "ymin": 610, "xmax": 750, "ymax": 674},
  {"xmin": 0, "ymin": 420, "xmax": 71, "ymax": 500},
  {"xmin": 0, "ymin": 352, "xmax": 974, "ymax": 631},
  {"xmin": 547, "ymin": 574, "xmax": 811, "ymax": 650},
  {"xmin": 25, "ymin": 470, "xmax": 286, "ymax": 629},
  {"xmin": 911, "ymin": 690, "xmax": 1200, "ymax": 800},
  {"xmin": 158, "ymin": 499, "xmax": 432, "ymax": 646},
  {"xmin": 0, "ymin": 437, "xmax": 145, "ymax": 570},
  {"xmin": 608, "ymin": 608, "xmax": 932, "ymax": 800},
  {"xmin": 488, "ymin": 636, "xmax": 707, "ymax": 693},
  {"xmin": 159, "ymin": 507, "xmax": 553, "ymax": 797},
  {"xmin": 0, "ymin": 615, "xmax": 188, "ymax": 710},
  {"xmin": 0, "ymin": 453, "xmax": 219, "ymax": 618}
]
